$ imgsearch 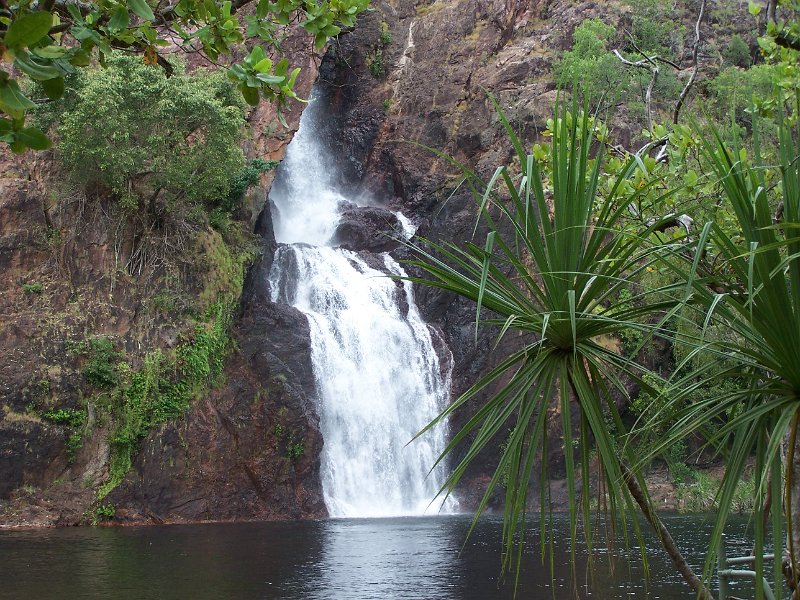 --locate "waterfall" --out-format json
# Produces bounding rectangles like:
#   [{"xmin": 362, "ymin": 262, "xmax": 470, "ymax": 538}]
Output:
[{"xmin": 266, "ymin": 94, "xmax": 454, "ymax": 518}]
